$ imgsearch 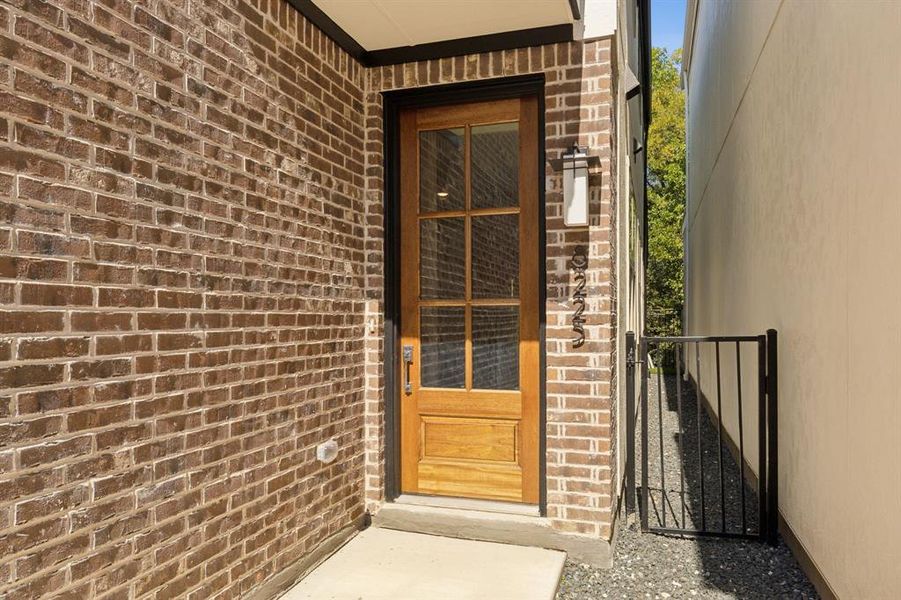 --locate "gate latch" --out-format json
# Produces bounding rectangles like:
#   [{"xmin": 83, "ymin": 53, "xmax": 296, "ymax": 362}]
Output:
[{"xmin": 626, "ymin": 345, "xmax": 642, "ymax": 368}]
